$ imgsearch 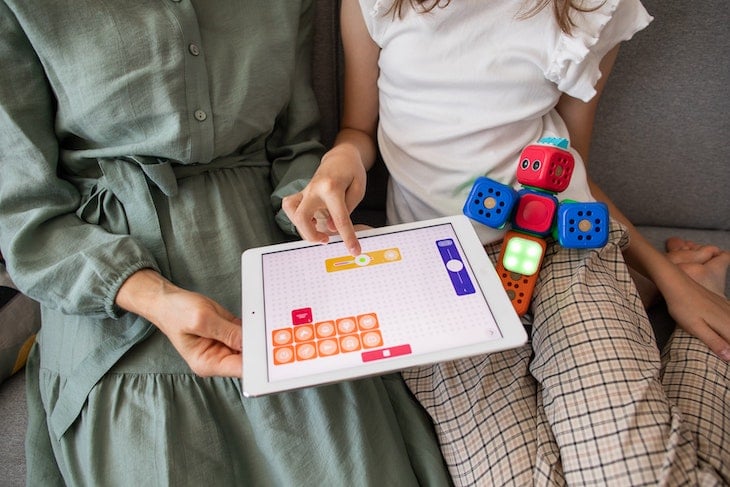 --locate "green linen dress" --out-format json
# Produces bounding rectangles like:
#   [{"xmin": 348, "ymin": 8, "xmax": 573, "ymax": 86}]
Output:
[{"xmin": 0, "ymin": 1, "xmax": 451, "ymax": 485}]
